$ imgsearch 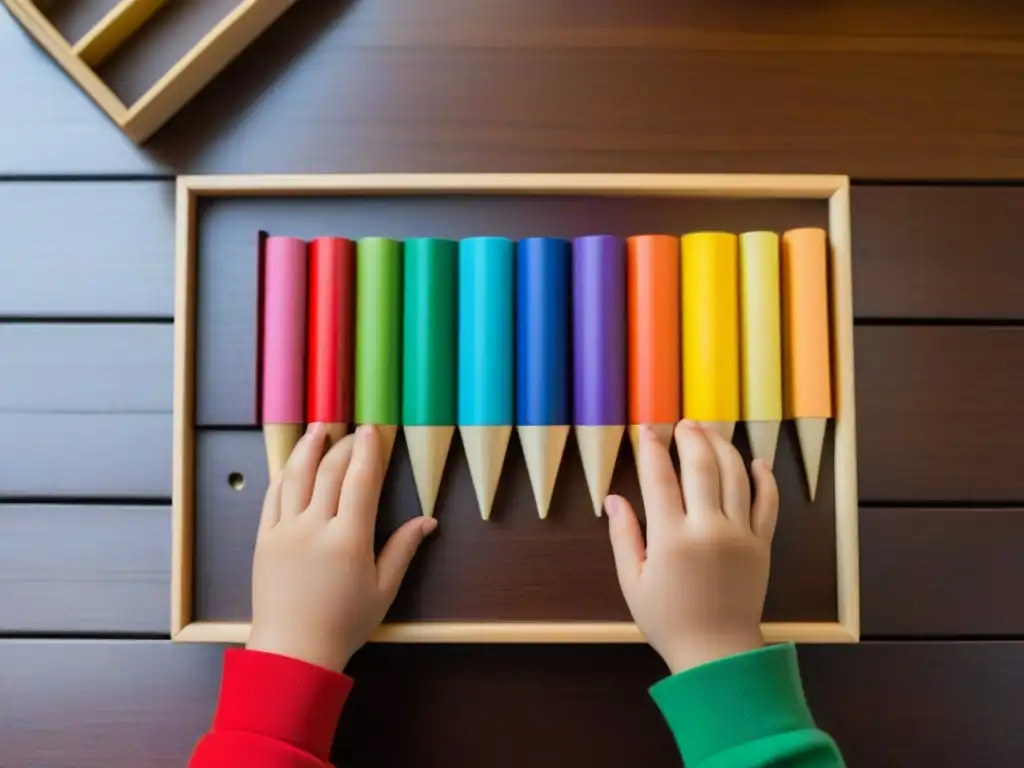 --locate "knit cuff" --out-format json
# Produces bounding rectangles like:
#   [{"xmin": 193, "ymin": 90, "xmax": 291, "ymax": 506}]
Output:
[
  {"xmin": 213, "ymin": 648, "xmax": 354, "ymax": 761},
  {"xmin": 649, "ymin": 643, "xmax": 815, "ymax": 766}
]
